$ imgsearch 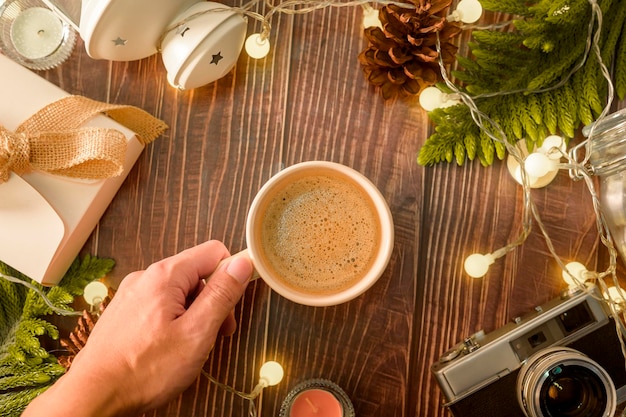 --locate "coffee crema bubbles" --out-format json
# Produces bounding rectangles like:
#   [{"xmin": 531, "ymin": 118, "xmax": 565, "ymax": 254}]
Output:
[{"xmin": 258, "ymin": 173, "xmax": 380, "ymax": 294}]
